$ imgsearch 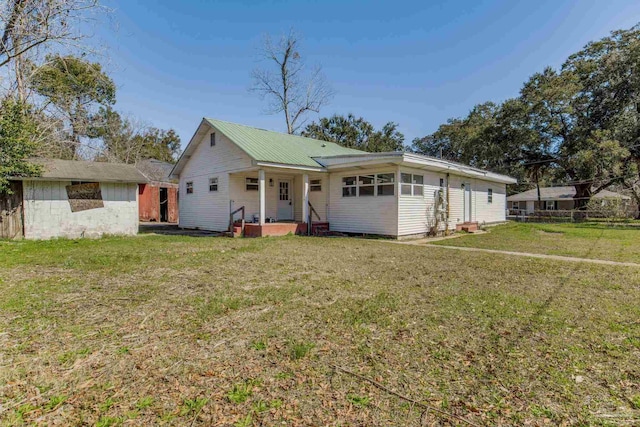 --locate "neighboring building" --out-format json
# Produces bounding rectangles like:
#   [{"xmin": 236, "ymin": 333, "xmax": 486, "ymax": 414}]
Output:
[
  {"xmin": 507, "ymin": 187, "xmax": 632, "ymax": 214},
  {"xmin": 170, "ymin": 119, "xmax": 516, "ymax": 238},
  {"xmin": 136, "ymin": 159, "xmax": 179, "ymax": 223},
  {"xmin": 0, "ymin": 159, "xmax": 147, "ymax": 240}
]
